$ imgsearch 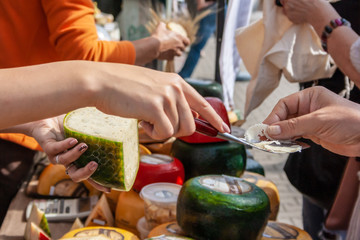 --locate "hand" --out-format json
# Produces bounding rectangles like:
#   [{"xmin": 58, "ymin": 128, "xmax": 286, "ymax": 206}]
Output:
[
  {"xmin": 29, "ymin": 116, "xmax": 110, "ymax": 192},
  {"xmin": 152, "ymin": 22, "xmax": 190, "ymax": 60},
  {"xmin": 93, "ymin": 63, "xmax": 230, "ymax": 140},
  {"xmin": 263, "ymin": 86, "xmax": 360, "ymax": 156}
]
